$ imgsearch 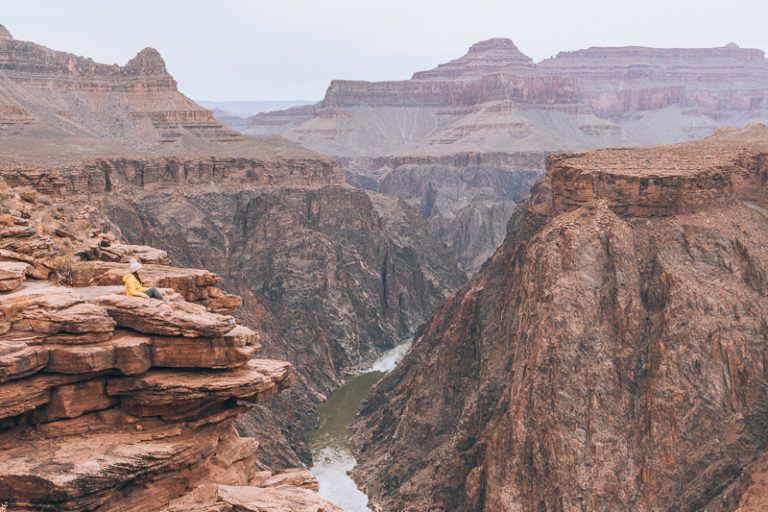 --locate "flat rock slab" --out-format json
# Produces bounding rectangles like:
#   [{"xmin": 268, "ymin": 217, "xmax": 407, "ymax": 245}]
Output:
[
  {"xmin": 151, "ymin": 325, "xmax": 261, "ymax": 369},
  {"xmin": 0, "ymin": 422, "xmax": 223, "ymax": 510},
  {"xmin": 99, "ymin": 244, "xmax": 170, "ymax": 264},
  {"xmin": 1, "ymin": 284, "xmax": 115, "ymax": 341},
  {"xmin": 106, "ymin": 359, "xmax": 295, "ymax": 415},
  {"xmin": 250, "ymin": 468, "xmax": 320, "ymax": 491},
  {"xmin": 73, "ymin": 261, "xmax": 242, "ymax": 312},
  {"xmin": 75, "ymin": 261, "xmax": 218, "ymax": 291},
  {"xmin": 46, "ymin": 331, "xmax": 153, "ymax": 376},
  {"xmin": 93, "ymin": 293, "xmax": 235, "ymax": 337},
  {"xmin": 216, "ymin": 485, "xmax": 343, "ymax": 512}
]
